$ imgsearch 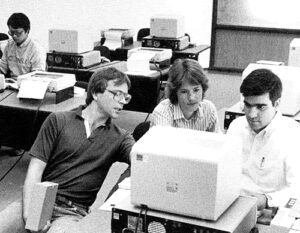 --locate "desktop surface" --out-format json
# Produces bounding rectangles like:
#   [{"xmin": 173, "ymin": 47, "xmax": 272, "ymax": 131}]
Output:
[{"xmin": 0, "ymin": 90, "xmax": 85, "ymax": 150}]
